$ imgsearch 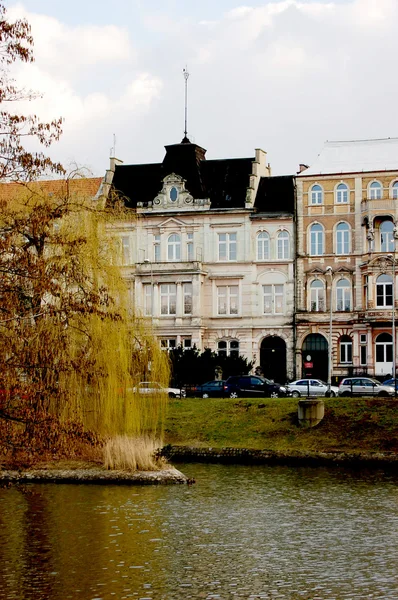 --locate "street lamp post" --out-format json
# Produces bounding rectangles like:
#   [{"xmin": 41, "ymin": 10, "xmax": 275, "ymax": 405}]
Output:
[{"xmin": 326, "ymin": 266, "xmax": 333, "ymax": 395}]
